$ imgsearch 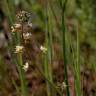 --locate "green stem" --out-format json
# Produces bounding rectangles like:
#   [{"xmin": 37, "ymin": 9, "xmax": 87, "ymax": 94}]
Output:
[
  {"xmin": 74, "ymin": 21, "xmax": 81, "ymax": 96},
  {"xmin": 43, "ymin": 1, "xmax": 54, "ymax": 96},
  {"xmin": 47, "ymin": 1, "xmax": 54, "ymax": 86},
  {"xmin": 44, "ymin": 3, "xmax": 51, "ymax": 96},
  {"xmin": 61, "ymin": 6, "xmax": 70, "ymax": 96},
  {"xmin": 62, "ymin": 15, "xmax": 70, "ymax": 96},
  {"xmin": 16, "ymin": 22, "xmax": 28, "ymax": 96},
  {"xmin": 4, "ymin": 0, "xmax": 14, "ymax": 24},
  {"xmin": 44, "ymin": 54, "xmax": 51, "ymax": 96},
  {"xmin": 17, "ymin": 53, "xmax": 28, "ymax": 96}
]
